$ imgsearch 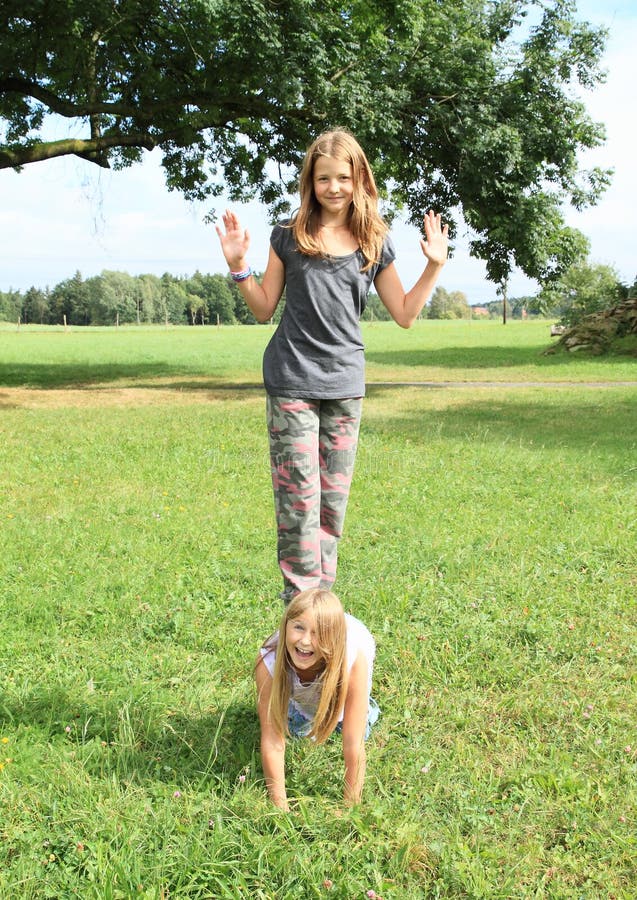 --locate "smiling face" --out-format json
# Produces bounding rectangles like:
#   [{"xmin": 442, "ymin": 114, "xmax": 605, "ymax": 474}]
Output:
[
  {"xmin": 312, "ymin": 154, "xmax": 354, "ymax": 223},
  {"xmin": 285, "ymin": 608, "xmax": 325, "ymax": 680}
]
